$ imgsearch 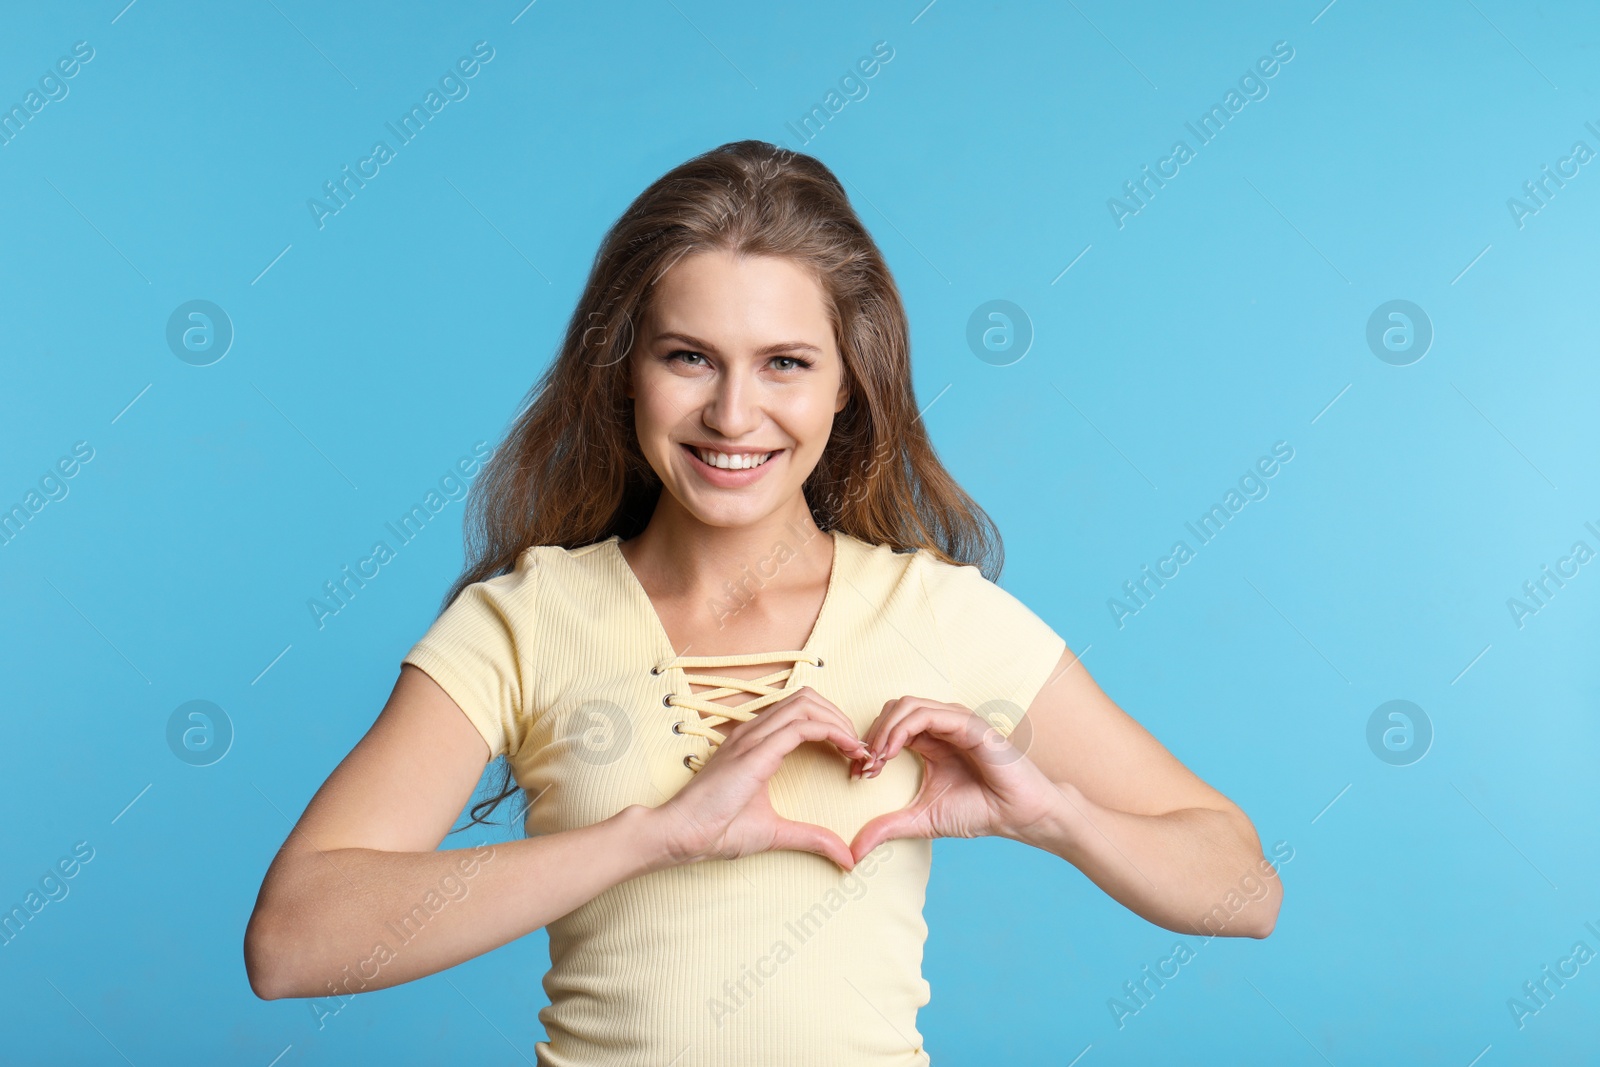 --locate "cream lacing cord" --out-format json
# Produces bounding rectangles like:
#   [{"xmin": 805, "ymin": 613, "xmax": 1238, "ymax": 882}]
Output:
[{"xmin": 657, "ymin": 650, "xmax": 823, "ymax": 772}]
